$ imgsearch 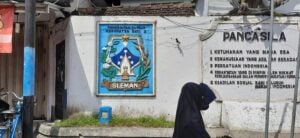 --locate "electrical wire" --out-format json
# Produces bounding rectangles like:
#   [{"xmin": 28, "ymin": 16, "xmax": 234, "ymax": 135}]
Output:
[
  {"xmin": 53, "ymin": 0, "xmax": 59, "ymax": 4},
  {"xmin": 158, "ymin": 16, "xmax": 300, "ymax": 52},
  {"xmin": 161, "ymin": 16, "xmax": 271, "ymax": 32}
]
